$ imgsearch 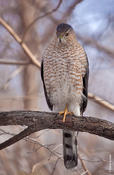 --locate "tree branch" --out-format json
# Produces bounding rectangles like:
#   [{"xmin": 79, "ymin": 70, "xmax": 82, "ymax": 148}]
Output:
[
  {"xmin": 77, "ymin": 34, "xmax": 114, "ymax": 58},
  {"xmin": 88, "ymin": 93, "xmax": 114, "ymax": 111},
  {"xmin": 0, "ymin": 126, "xmax": 36, "ymax": 150},
  {"xmin": 22, "ymin": 0, "xmax": 62, "ymax": 43},
  {"xmin": 0, "ymin": 59, "xmax": 31, "ymax": 65},
  {"xmin": 79, "ymin": 154, "xmax": 92, "ymax": 175},
  {"xmin": 0, "ymin": 111, "xmax": 113, "ymax": 150},
  {"xmin": 0, "ymin": 17, "xmax": 41, "ymax": 68}
]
